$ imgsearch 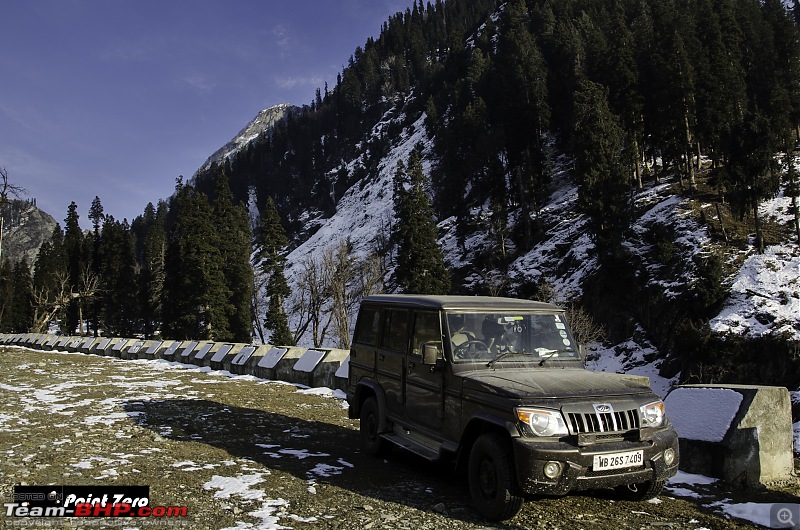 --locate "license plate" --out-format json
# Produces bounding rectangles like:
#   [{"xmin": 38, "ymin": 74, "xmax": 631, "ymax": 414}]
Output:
[{"xmin": 593, "ymin": 450, "xmax": 644, "ymax": 471}]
